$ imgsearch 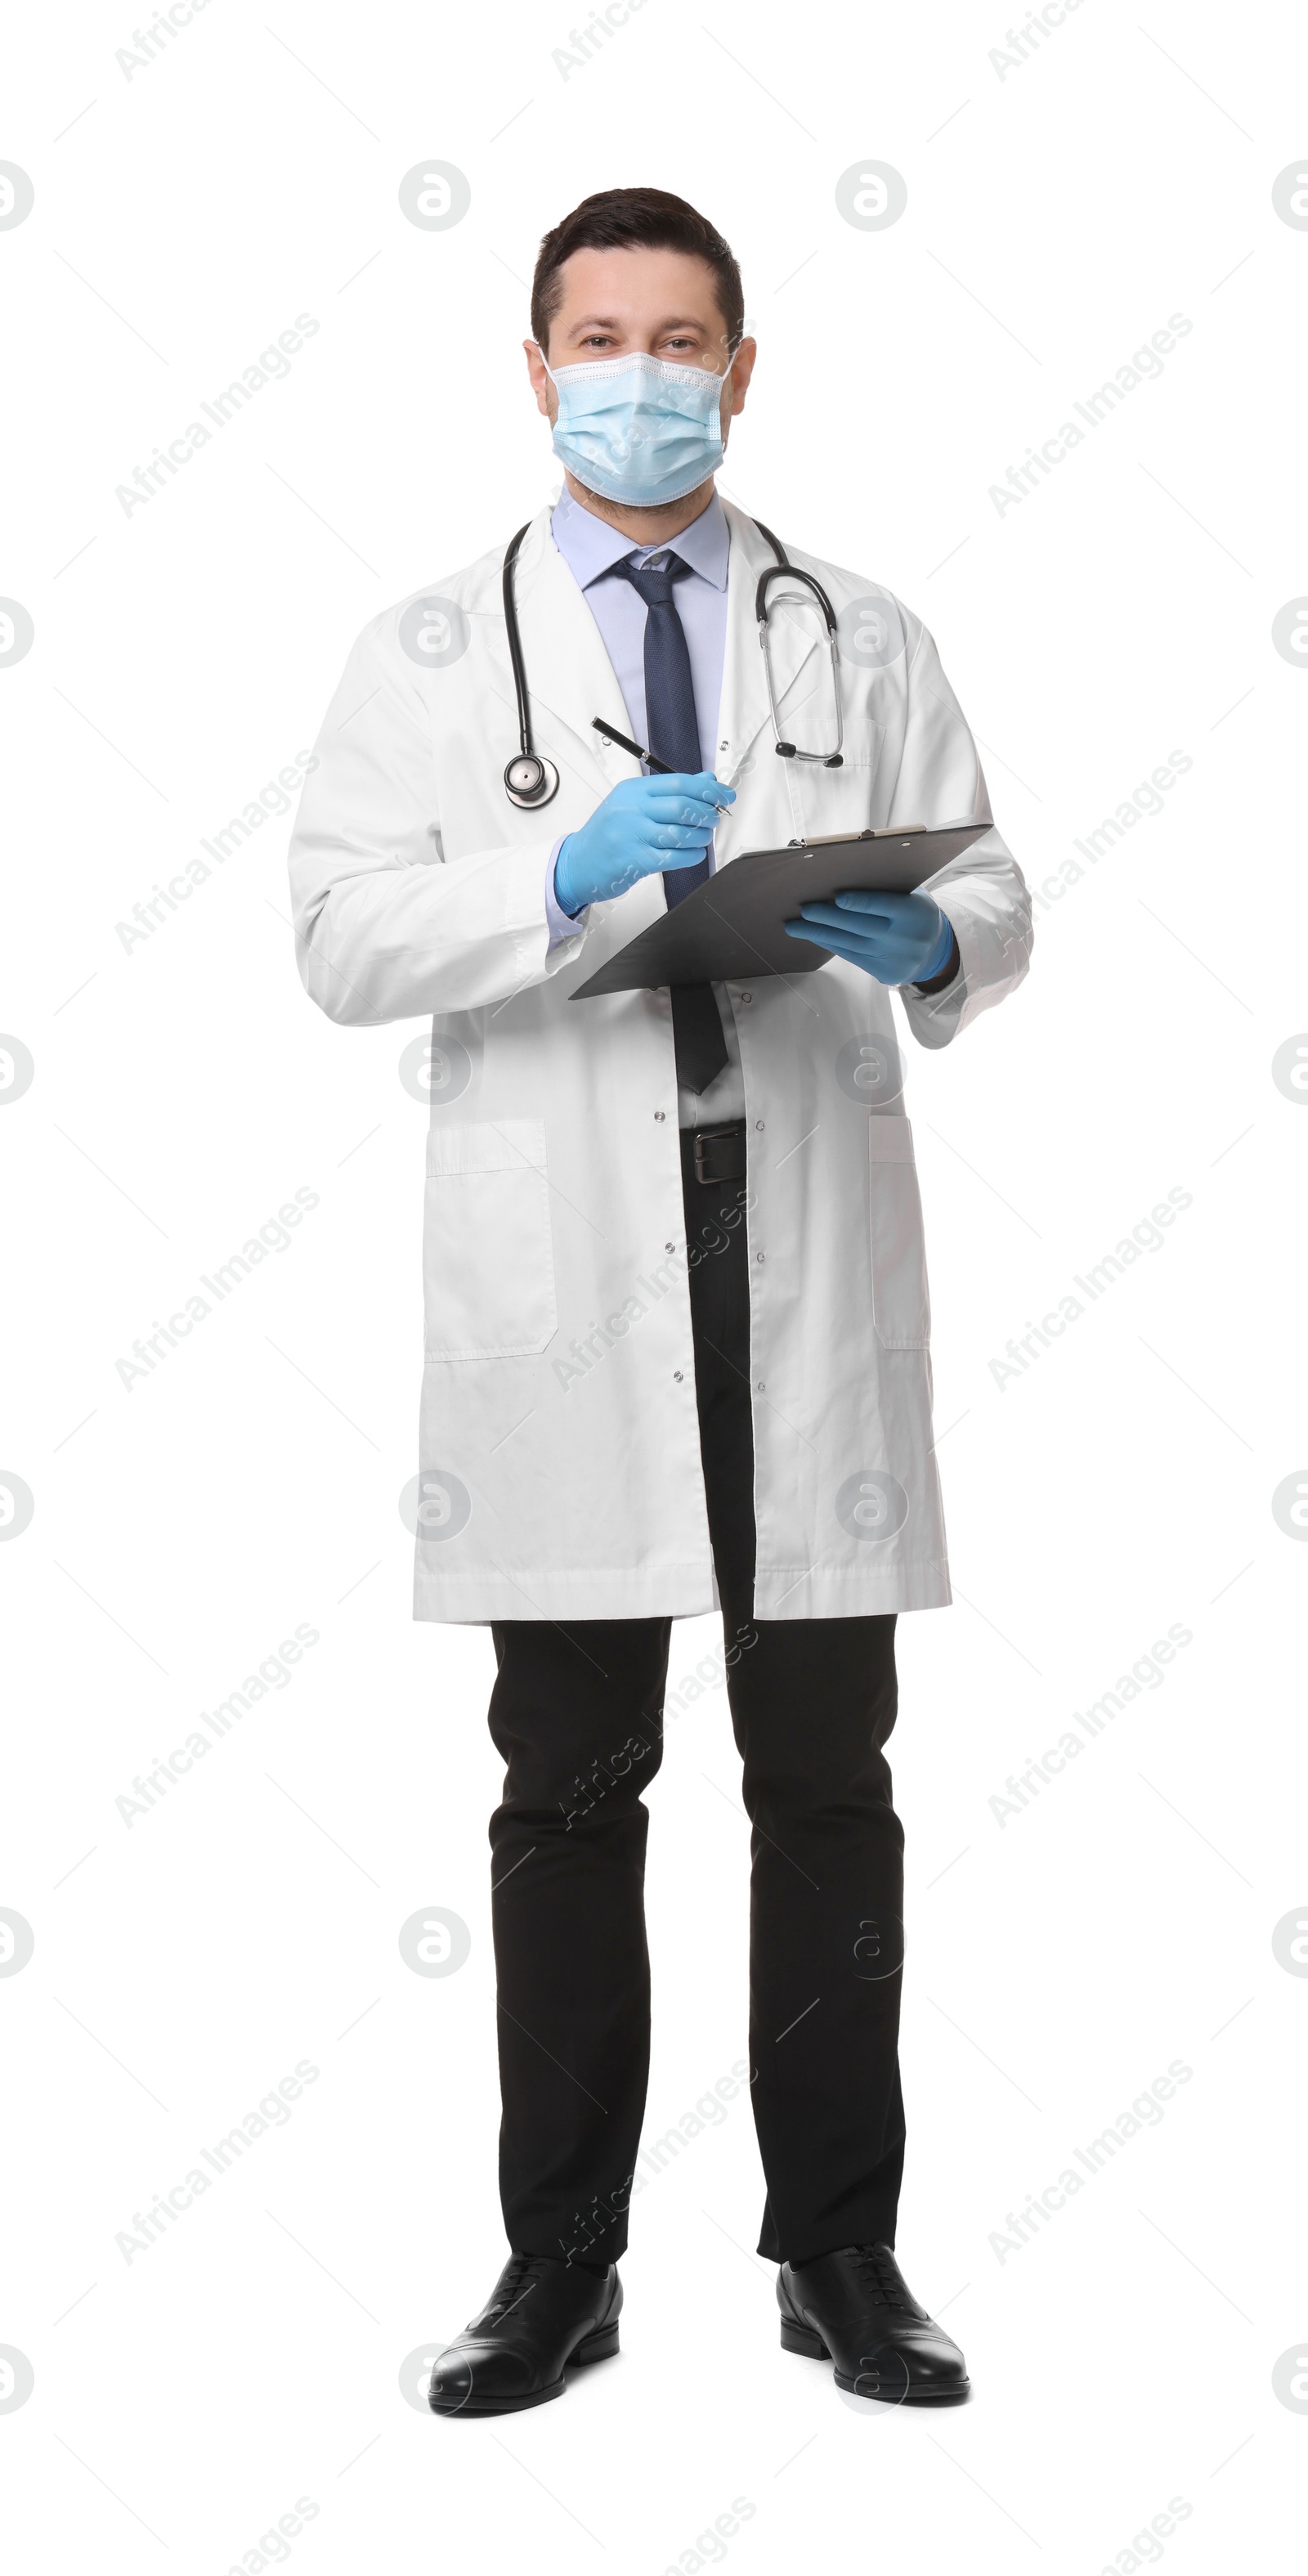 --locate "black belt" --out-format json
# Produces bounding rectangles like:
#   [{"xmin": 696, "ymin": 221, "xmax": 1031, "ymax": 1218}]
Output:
[{"xmin": 691, "ymin": 1120, "xmax": 746, "ymax": 1186}]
